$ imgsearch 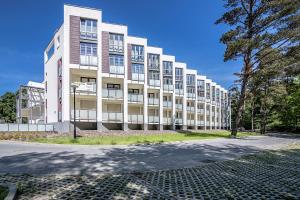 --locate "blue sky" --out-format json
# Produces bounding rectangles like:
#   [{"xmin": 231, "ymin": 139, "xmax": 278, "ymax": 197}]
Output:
[{"xmin": 0, "ymin": 0, "xmax": 241, "ymax": 95}]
